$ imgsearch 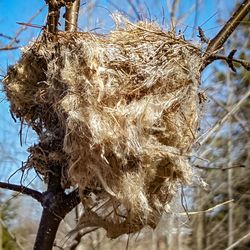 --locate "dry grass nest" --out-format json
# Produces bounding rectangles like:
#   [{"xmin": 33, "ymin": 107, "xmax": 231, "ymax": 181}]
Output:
[{"xmin": 3, "ymin": 17, "xmax": 203, "ymax": 238}]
